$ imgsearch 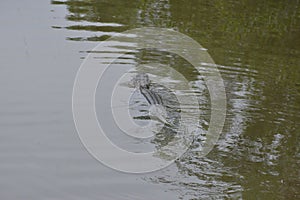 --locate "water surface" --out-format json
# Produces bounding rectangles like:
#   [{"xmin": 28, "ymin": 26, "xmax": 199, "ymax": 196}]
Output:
[{"xmin": 0, "ymin": 0, "xmax": 299, "ymax": 199}]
